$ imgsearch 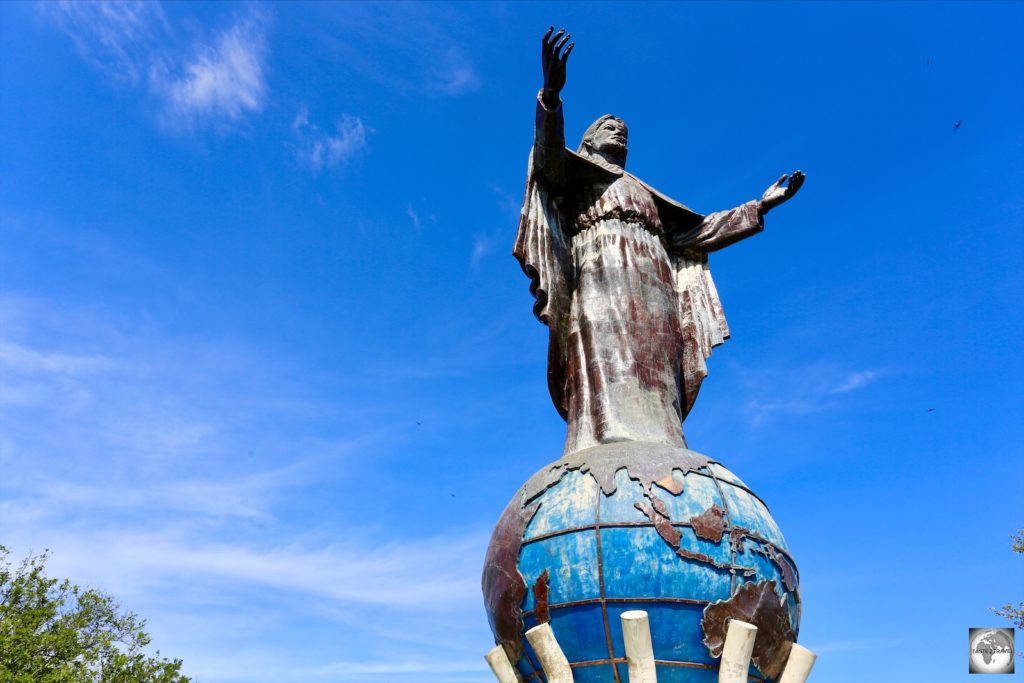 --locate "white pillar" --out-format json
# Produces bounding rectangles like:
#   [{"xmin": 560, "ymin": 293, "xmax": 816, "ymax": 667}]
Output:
[
  {"xmin": 525, "ymin": 623, "xmax": 573, "ymax": 683},
  {"xmin": 621, "ymin": 610, "xmax": 658, "ymax": 682},
  {"xmin": 484, "ymin": 645, "xmax": 522, "ymax": 683},
  {"xmin": 718, "ymin": 619, "xmax": 758, "ymax": 683},
  {"xmin": 779, "ymin": 643, "xmax": 817, "ymax": 683}
]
